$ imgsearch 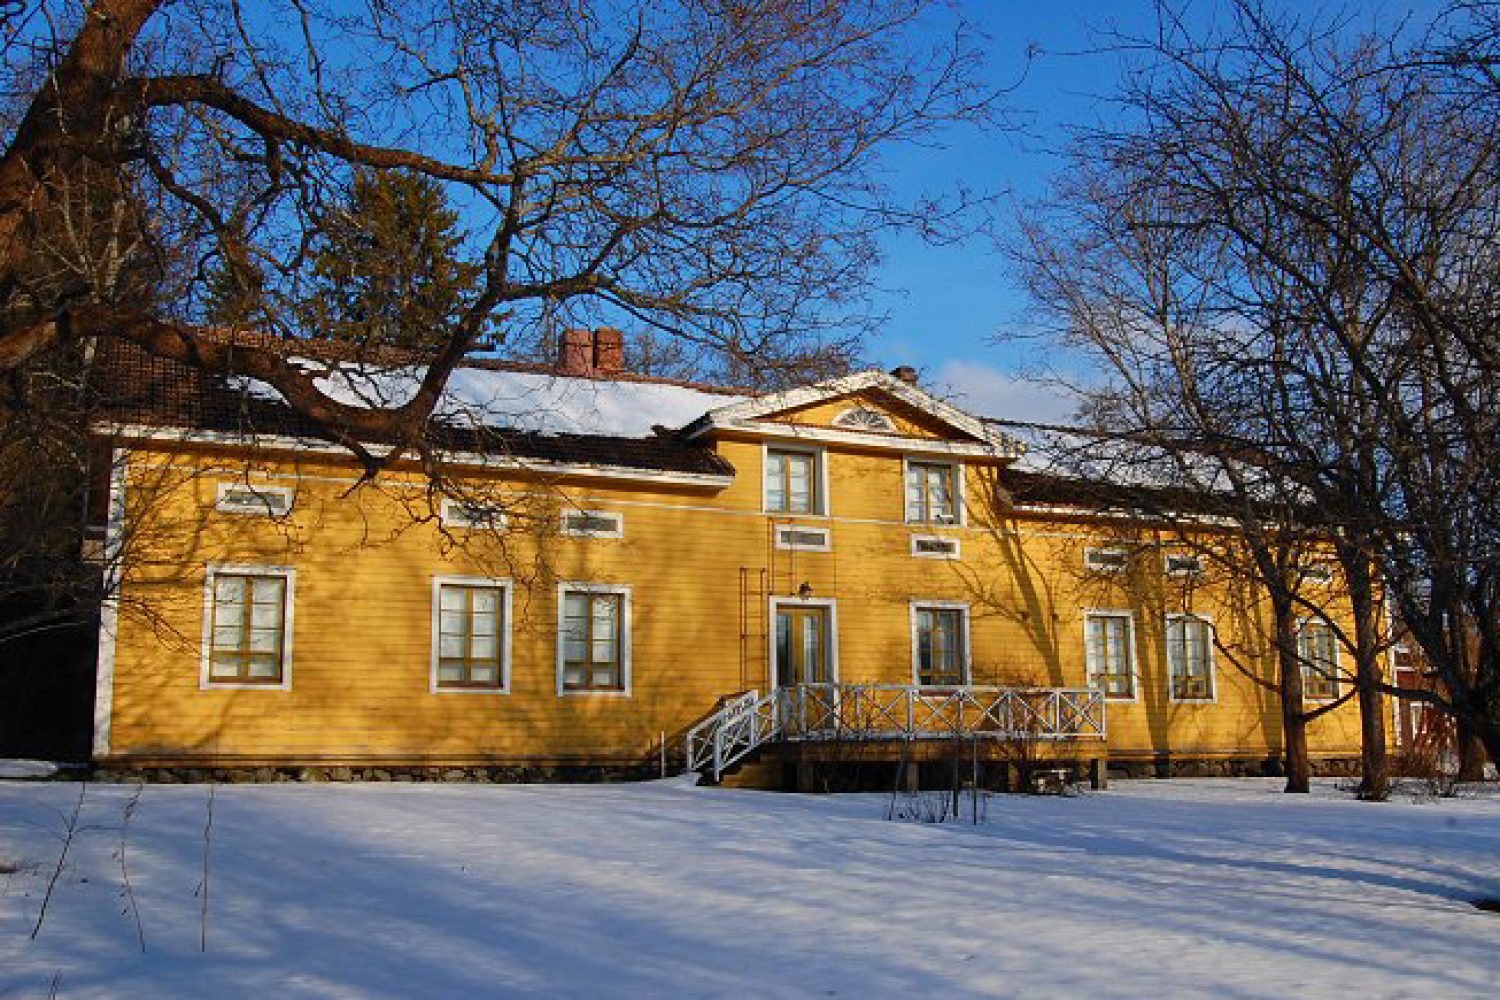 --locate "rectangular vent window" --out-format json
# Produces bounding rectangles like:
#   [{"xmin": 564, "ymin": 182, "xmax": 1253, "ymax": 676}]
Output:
[
  {"xmin": 562, "ymin": 511, "xmax": 624, "ymax": 538},
  {"xmin": 1298, "ymin": 564, "xmax": 1334, "ymax": 585},
  {"xmin": 911, "ymin": 535, "xmax": 960, "ymax": 559},
  {"xmin": 441, "ymin": 500, "xmax": 507, "ymax": 530},
  {"xmin": 1085, "ymin": 548, "xmax": 1129, "ymax": 573},
  {"xmin": 215, "ymin": 484, "xmax": 293, "ymax": 517},
  {"xmin": 775, "ymin": 526, "xmax": 831, "ymax": 551},
  {"xmin": 1165, "ymin": 554, "xmax": 1204, "ymax": 577}
]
